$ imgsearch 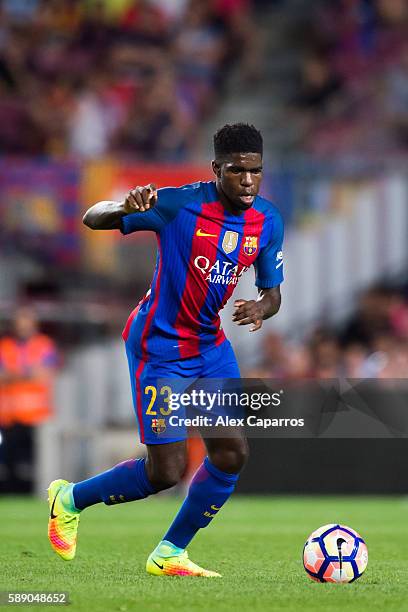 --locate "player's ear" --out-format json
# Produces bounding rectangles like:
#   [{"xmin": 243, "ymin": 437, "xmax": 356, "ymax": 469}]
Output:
[{"xmin": 212, "ymin": 160, "xmax": 221, "ymax": 177}]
